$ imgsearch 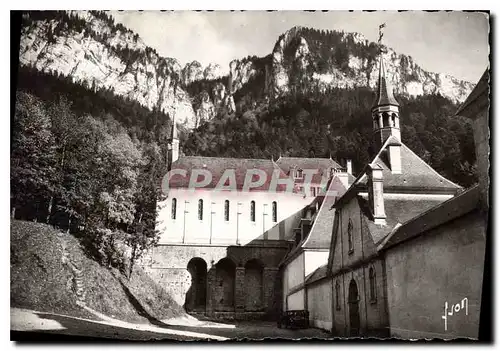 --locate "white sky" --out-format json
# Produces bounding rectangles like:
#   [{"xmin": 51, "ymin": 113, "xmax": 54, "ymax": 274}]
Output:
[{"xmin": 109, "ymin": 11, "xmax": 489, "ymax": 83}]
